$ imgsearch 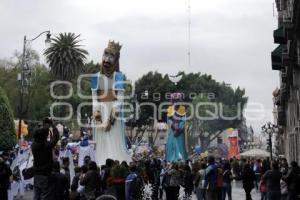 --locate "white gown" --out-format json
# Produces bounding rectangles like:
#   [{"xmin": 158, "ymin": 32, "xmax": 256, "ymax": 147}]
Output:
[{"xmin": 92, "ymin": 72, "xmax": 131, "ymax": 165}]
